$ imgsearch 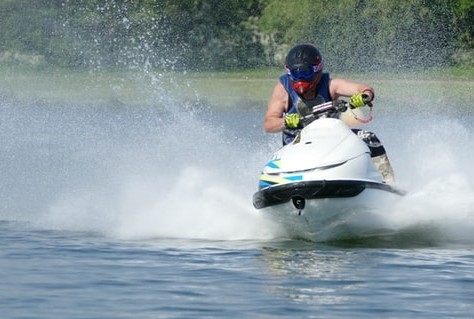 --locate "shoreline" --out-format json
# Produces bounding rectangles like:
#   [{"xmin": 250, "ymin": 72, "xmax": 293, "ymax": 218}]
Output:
[{"xmin": 2, "ymin": 66, "xmax": 473, "ymax": 107}]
